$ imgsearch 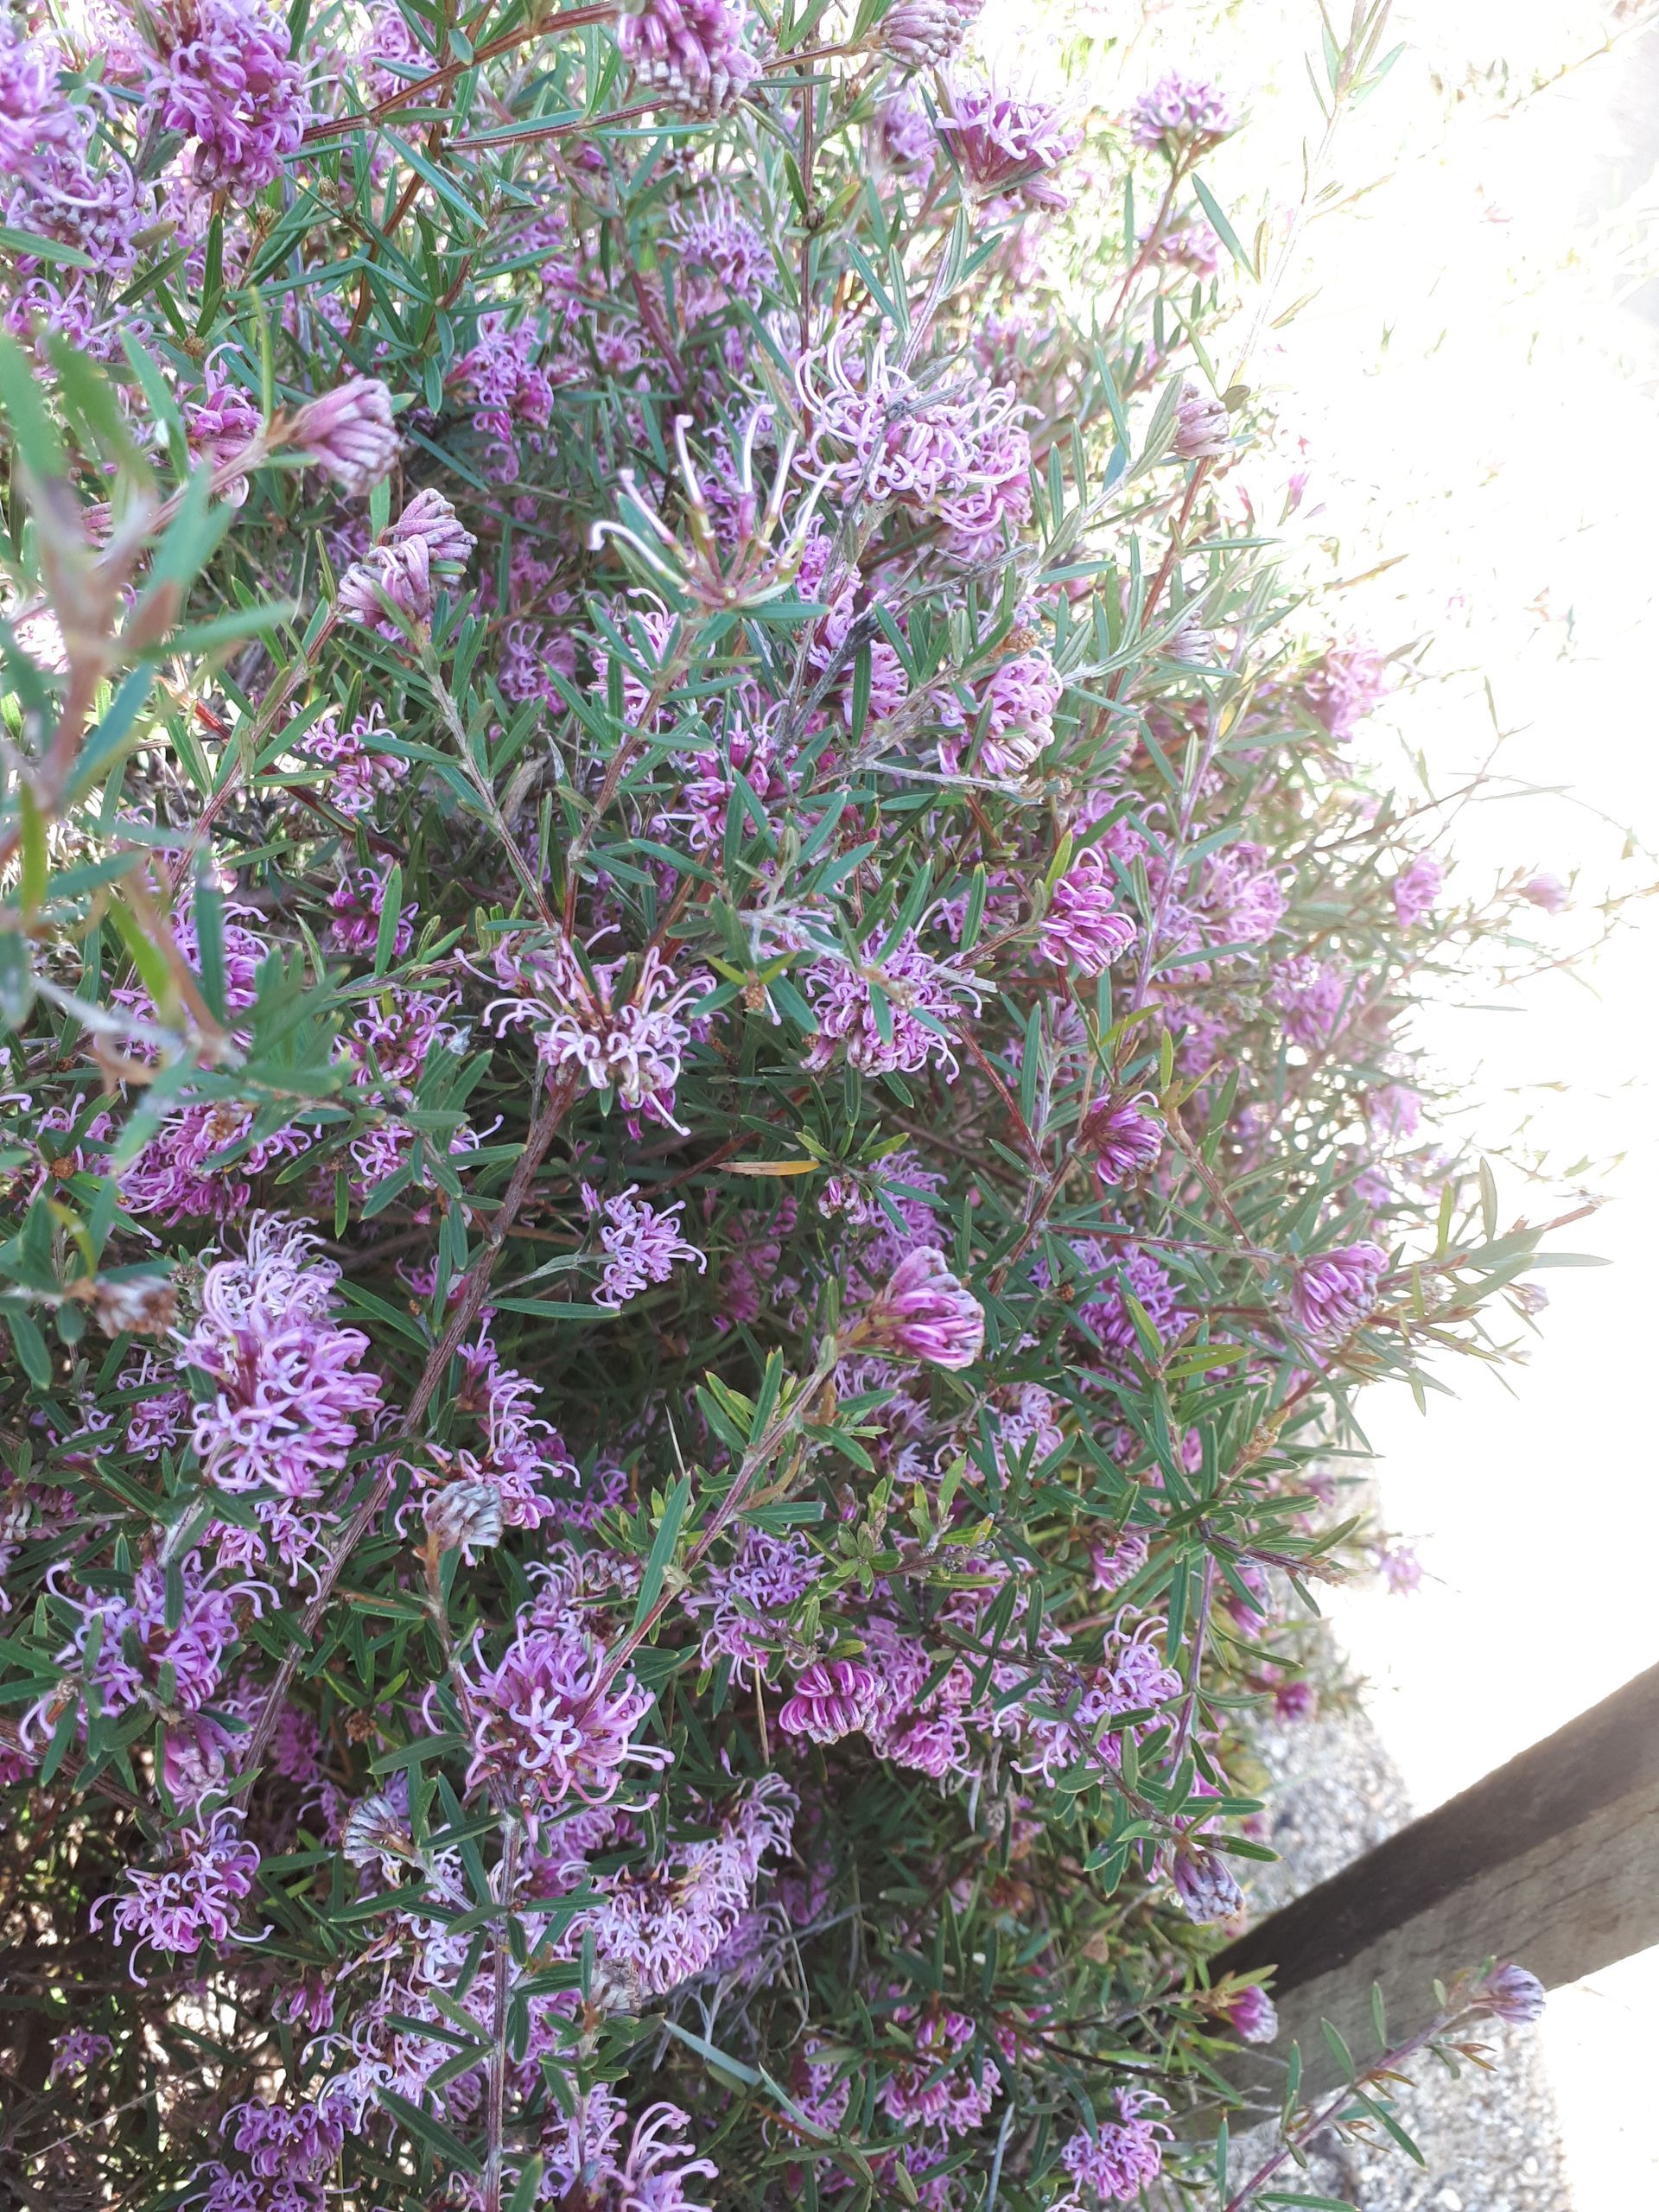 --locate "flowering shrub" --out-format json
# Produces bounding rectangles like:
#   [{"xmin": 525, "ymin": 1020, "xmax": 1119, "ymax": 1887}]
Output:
[{"xmin": 0, "ymin": 0, "xmax": 1569, "ymax": 2205}]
